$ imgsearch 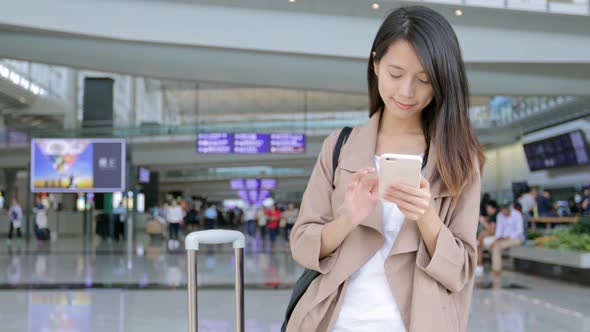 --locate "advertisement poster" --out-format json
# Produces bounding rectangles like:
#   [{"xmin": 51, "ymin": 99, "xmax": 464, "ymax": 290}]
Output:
[{"xmin": 31, "ymin": 139, "xmax": 125, "ymax": 193}]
